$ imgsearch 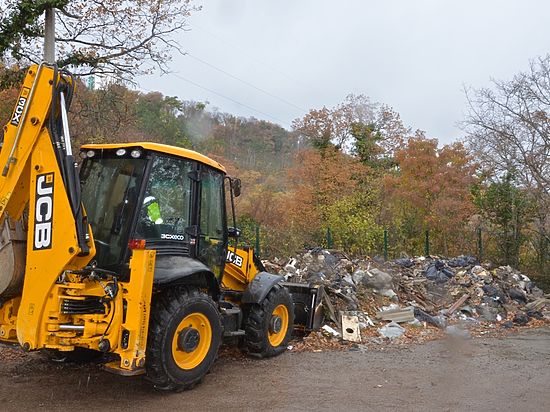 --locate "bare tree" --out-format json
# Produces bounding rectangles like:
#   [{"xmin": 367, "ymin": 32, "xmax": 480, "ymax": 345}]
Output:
[
  {"xmin": 0, "ymin": 0, "xmax": 199, "ymax": 80},
  {"xmin": 463, "ymin": 55, "xmax": 550, "ymax": 261}
]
